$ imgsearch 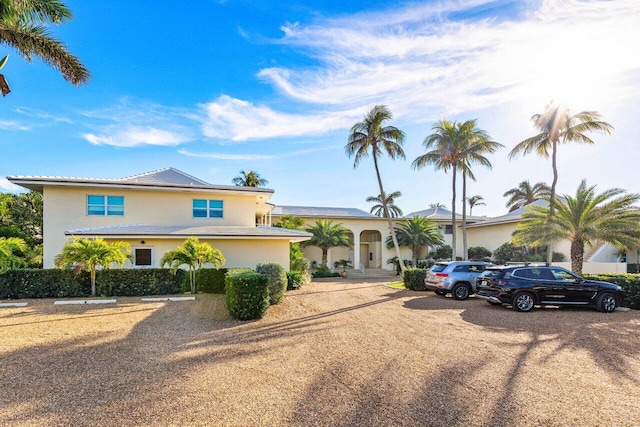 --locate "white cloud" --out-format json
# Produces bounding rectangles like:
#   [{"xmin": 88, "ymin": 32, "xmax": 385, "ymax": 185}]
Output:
[
  {"xmin": 14, "ymin": 107, "xmax": 73, "ymax": 124},
  {"xmin": 178, "ymin": 149, "xmax": 275, "ymax": 161},
  {"xmin": 83, "ymin": 125, "xmax": 190, "ymax": 148},
  {"xmin": 0, "ymin": 177, "xmax": 22, "ymax": 192},
  {"xmin": 0, "ymin": 120, "xmax": 31, "ymax": 131}
]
